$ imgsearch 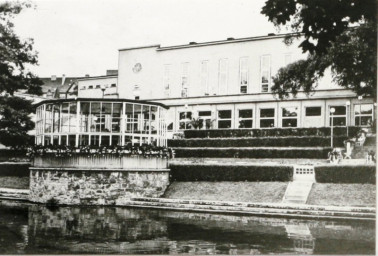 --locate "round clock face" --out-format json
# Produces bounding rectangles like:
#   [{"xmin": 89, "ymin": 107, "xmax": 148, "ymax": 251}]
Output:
[{"xmin": 133, "ymin": 63, "xmax": 142, "ymax": 73}]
